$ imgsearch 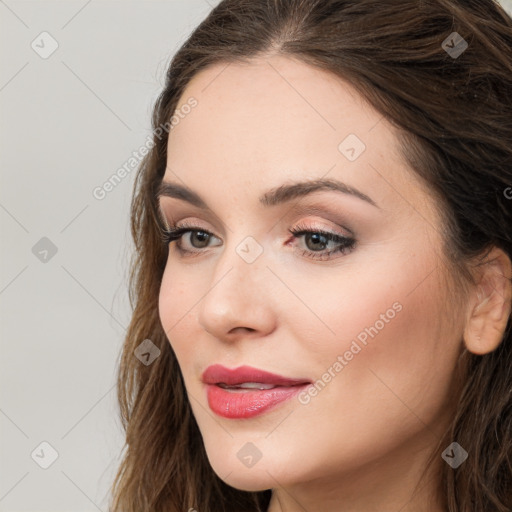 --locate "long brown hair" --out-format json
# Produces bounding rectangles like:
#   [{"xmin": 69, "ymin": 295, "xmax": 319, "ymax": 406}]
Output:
[{"xmin": 108, "ymin": 1, "xmax": 512, "ymax": 510}]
